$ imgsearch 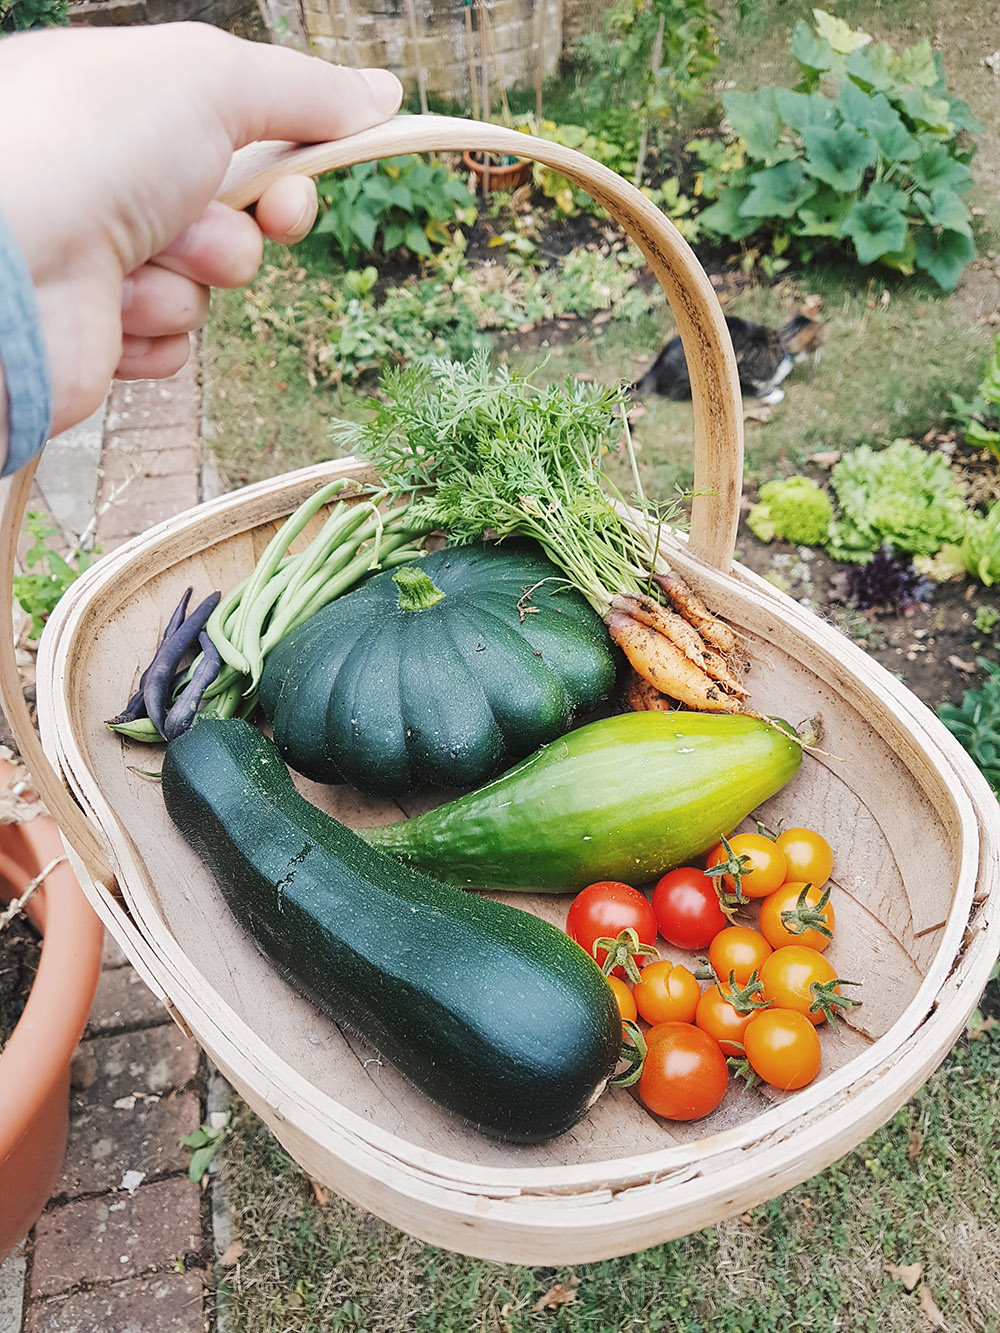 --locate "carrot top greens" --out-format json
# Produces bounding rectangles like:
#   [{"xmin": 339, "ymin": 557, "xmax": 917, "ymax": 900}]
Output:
[{"xmin": 331, "ymin": 349, "xmax": 681, "ymax": 616}]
